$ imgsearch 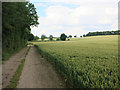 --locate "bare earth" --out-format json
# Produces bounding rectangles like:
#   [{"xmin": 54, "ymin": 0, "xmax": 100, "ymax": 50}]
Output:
[
  {"xmin": 2, "ymin": 47, "xmax": 28, "ymax": 88},
  {"xmin": 17, "ymin": 46, "xmax": 65, "ymax": 88}
]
